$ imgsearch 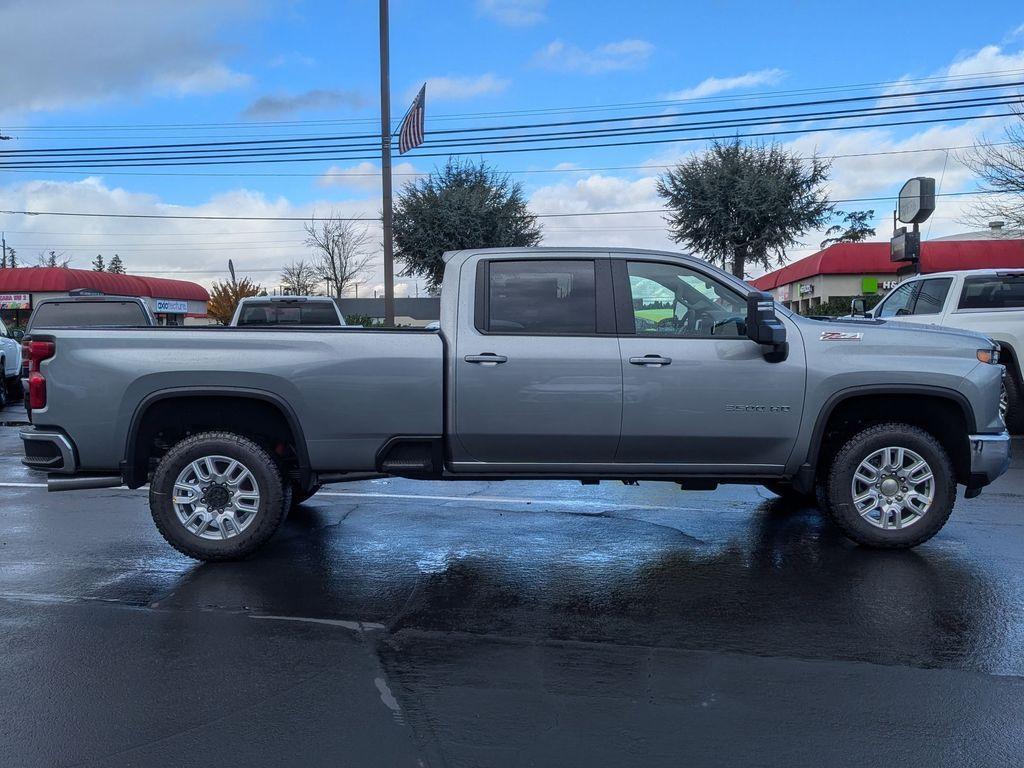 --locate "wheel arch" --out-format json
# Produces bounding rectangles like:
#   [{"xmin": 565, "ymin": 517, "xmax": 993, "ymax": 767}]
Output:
[
  {"xmin": 800, "ymin": 385, "xmax": 976, "ymax": 490},
  {"xmin": 123, "ymin": 387, "xmax": 311, "ymax": 489}
]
